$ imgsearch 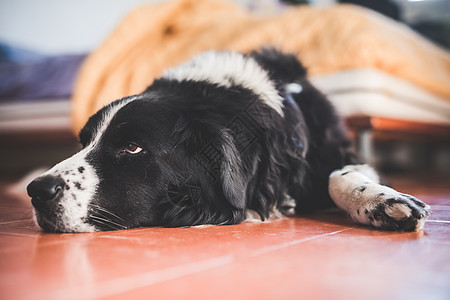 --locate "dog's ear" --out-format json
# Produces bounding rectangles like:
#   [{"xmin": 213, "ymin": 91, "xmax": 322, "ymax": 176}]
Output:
[
  {"xmin": 172, "ymin": 119, "xmax": 246, "ymax": 211},
  {"xmin": 217, "ymin": 130, "xmax": 246, "ymax": 210}
]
